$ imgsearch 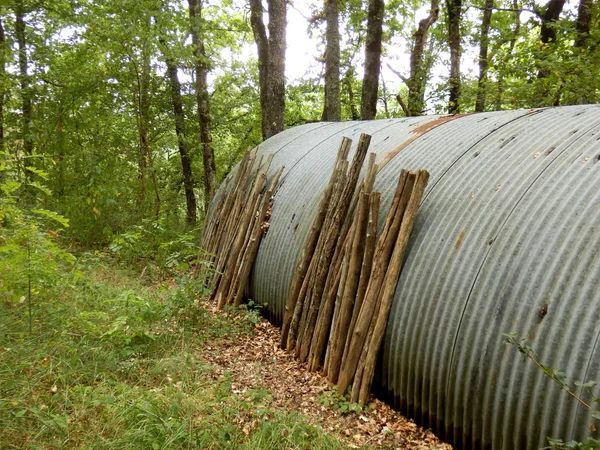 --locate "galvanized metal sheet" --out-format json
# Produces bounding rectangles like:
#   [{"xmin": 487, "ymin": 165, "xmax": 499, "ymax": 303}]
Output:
[
  {"xmin": 210, "ymin": 104, "xmax": 600, "ymax": 450},
  {"xmin": 251, "ymin": 117, "xmax": 439, "ymax": 323}
]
